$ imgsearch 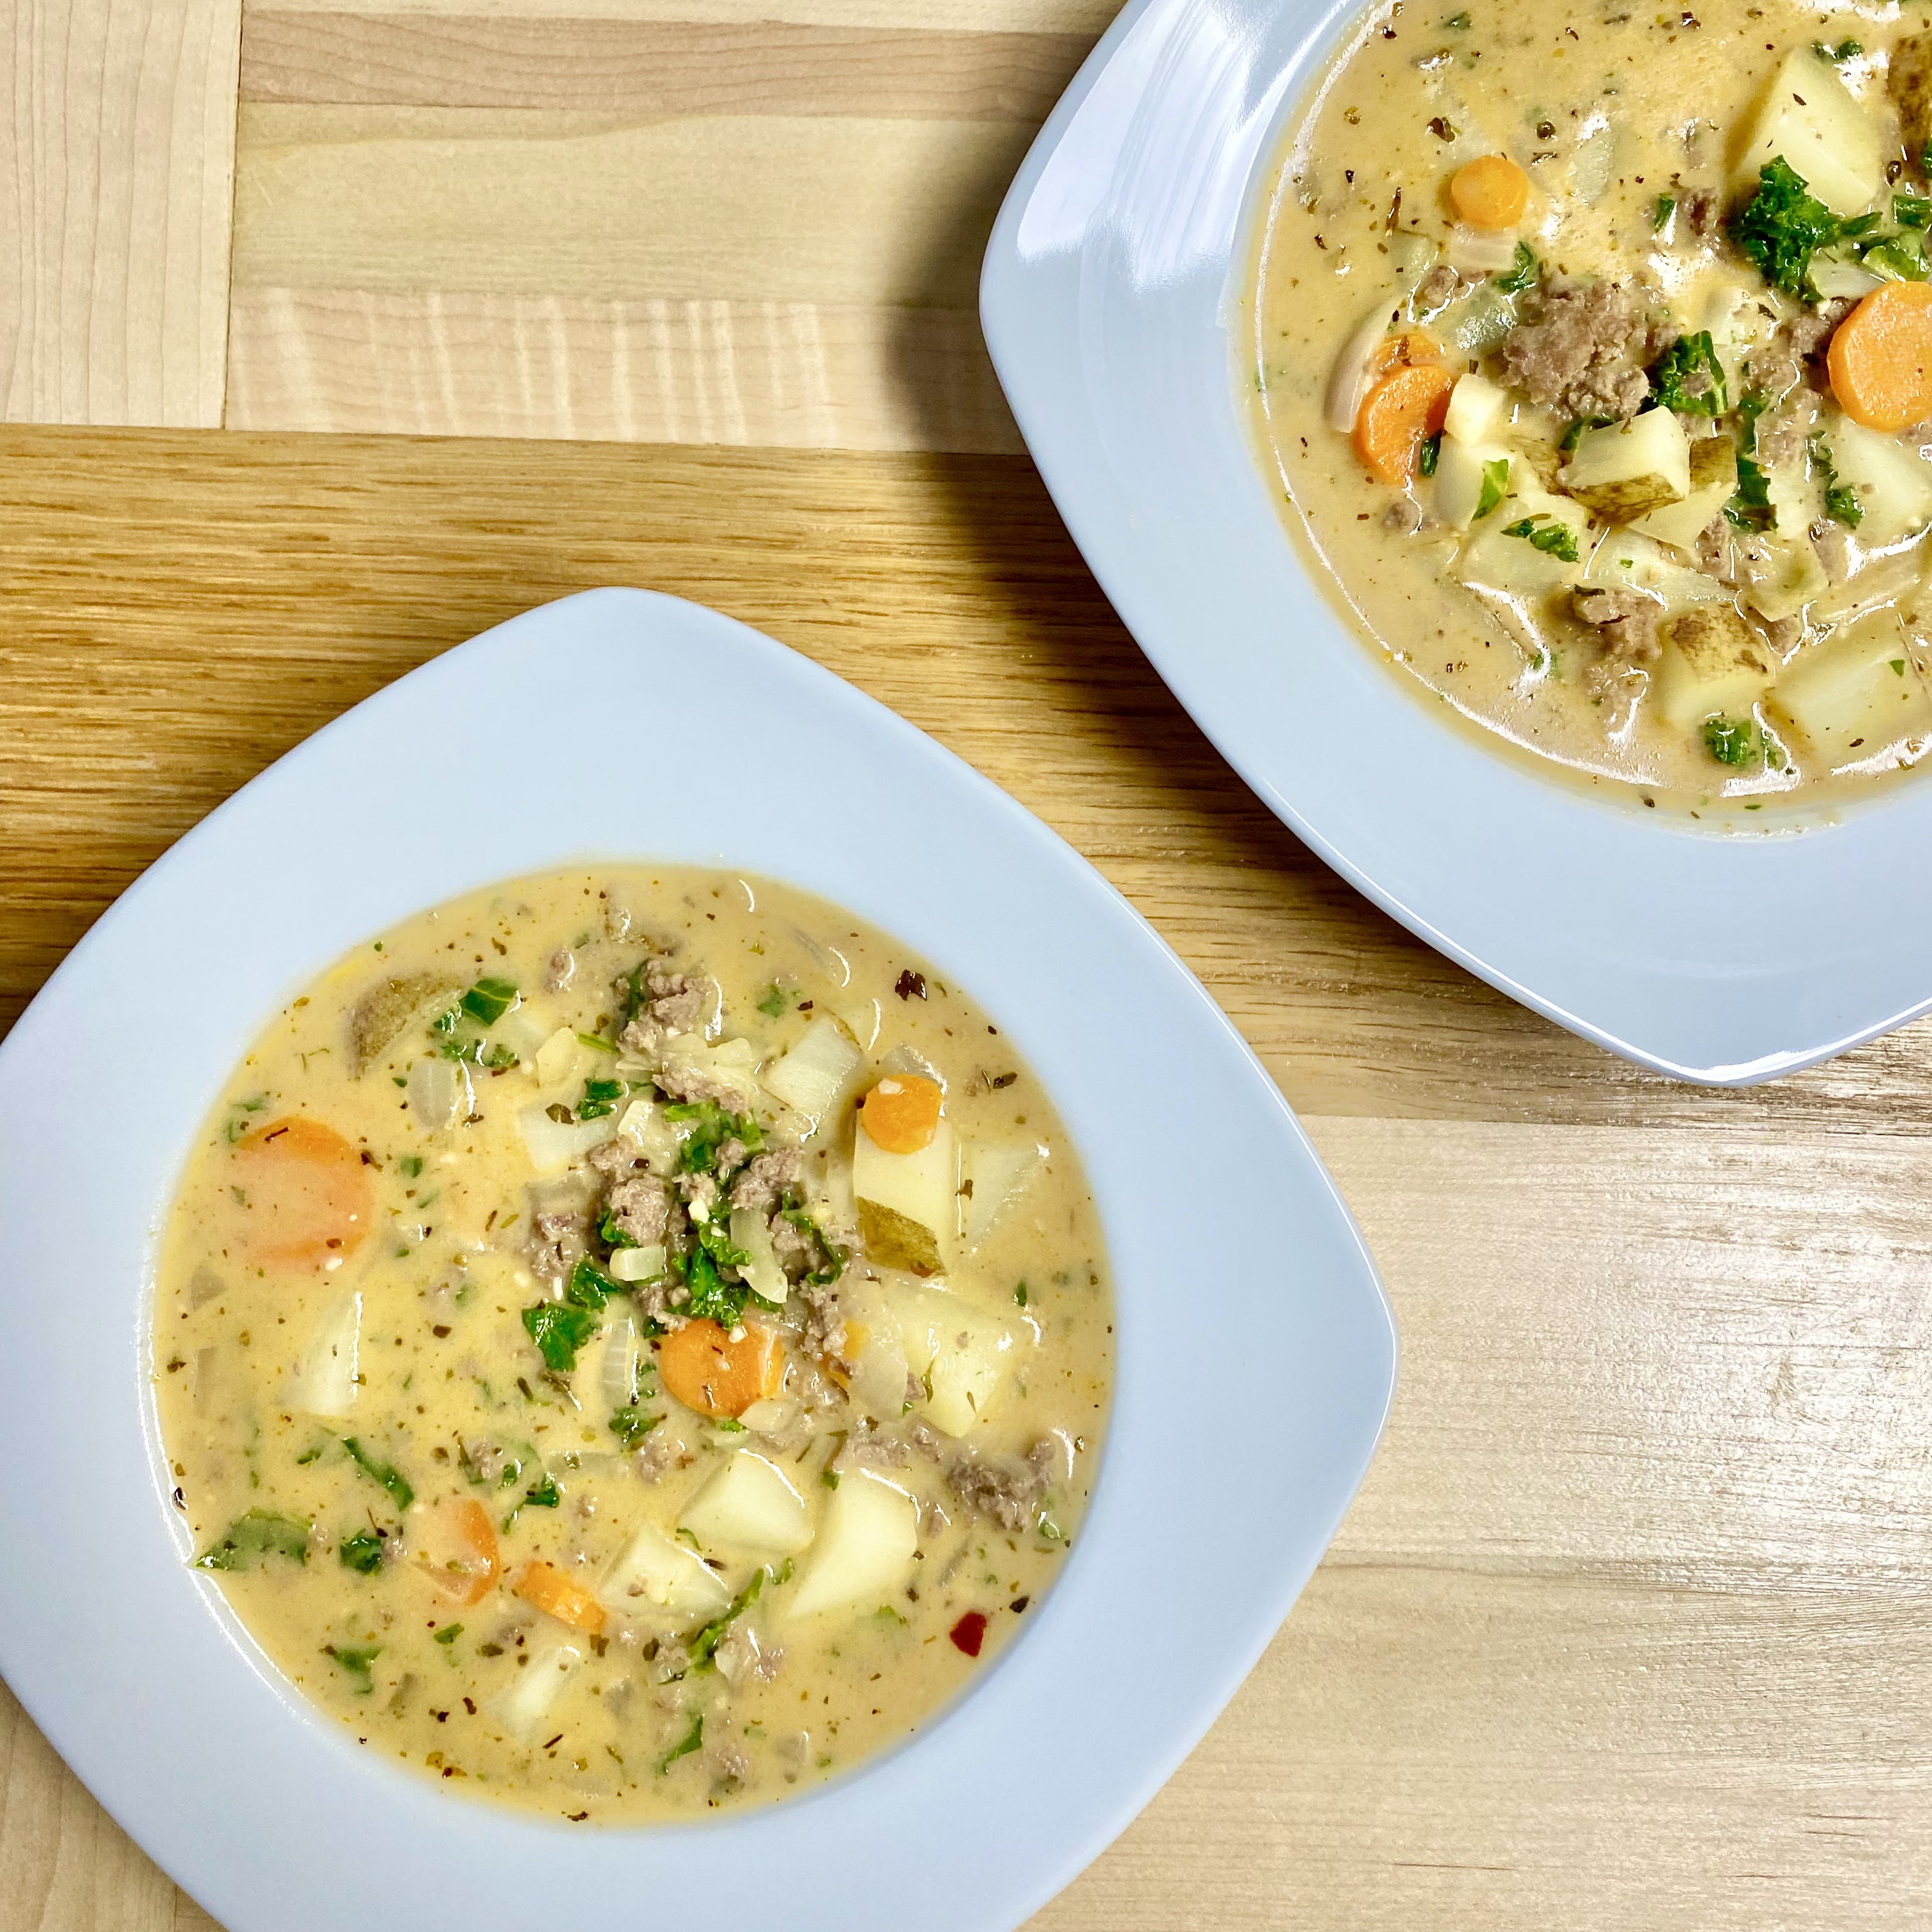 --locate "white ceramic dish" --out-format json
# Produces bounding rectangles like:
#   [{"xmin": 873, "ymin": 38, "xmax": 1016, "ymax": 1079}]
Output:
[
  {"xmin": 0, "ymin": 589, "xmax": 1393, "ymax": 1932},
  {"xmin": 981, "ymin": 0, "xmax": 1932, "ymax": 1084}
]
